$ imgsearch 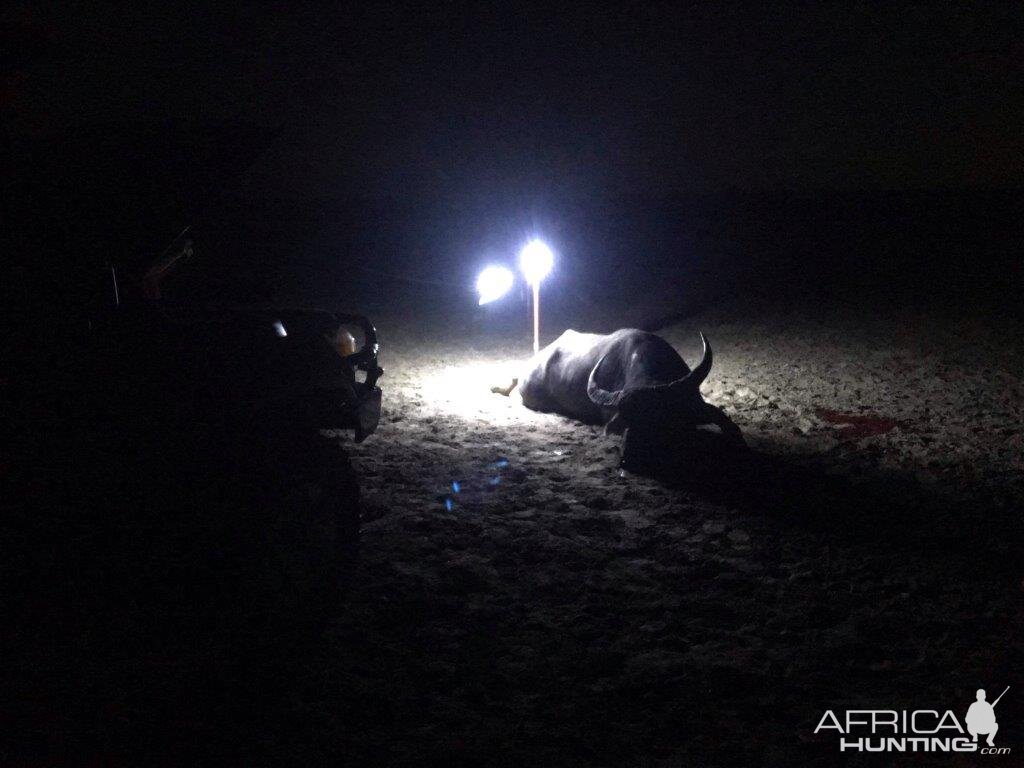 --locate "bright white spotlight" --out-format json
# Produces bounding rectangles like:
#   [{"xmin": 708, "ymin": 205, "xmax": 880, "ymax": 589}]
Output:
[
  {"xmin": 518, "ymin": 239, "xmax": 554, "ymax": 286},
  {"xmin": 476, "ymin": 265, "xmax": 514, "ymax": 305},
  {"xmin": 518, "ymin": 239, "xmax": 555, "ymax": 353}
]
